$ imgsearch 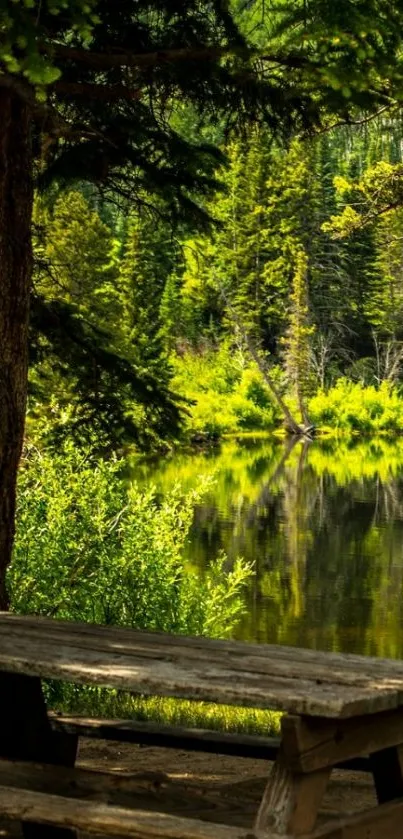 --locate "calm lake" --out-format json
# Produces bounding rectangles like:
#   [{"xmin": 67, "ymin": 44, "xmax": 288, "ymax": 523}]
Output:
[{"xmin": 135, "ymin": 436, "xmax": 403, "ymax": 659}]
